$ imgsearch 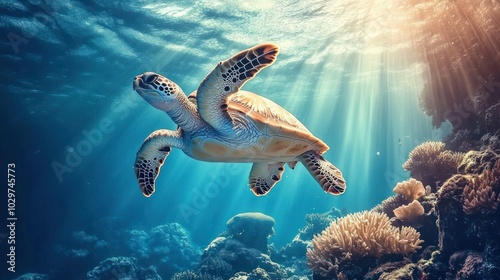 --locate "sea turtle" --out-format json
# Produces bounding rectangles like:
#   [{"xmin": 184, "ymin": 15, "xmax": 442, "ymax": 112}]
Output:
[{"xmin": 133, "ymin": 43, "xmax": 346, "ymax": 197}]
